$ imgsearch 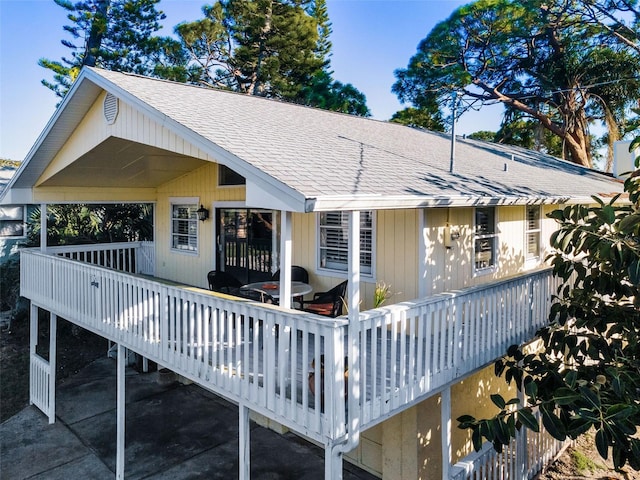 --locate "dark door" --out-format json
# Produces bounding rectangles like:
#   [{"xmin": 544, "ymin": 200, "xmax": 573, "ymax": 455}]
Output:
[{"xmin": 216, "ymin": 208, "xmax": 275, "ymax": 284}]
